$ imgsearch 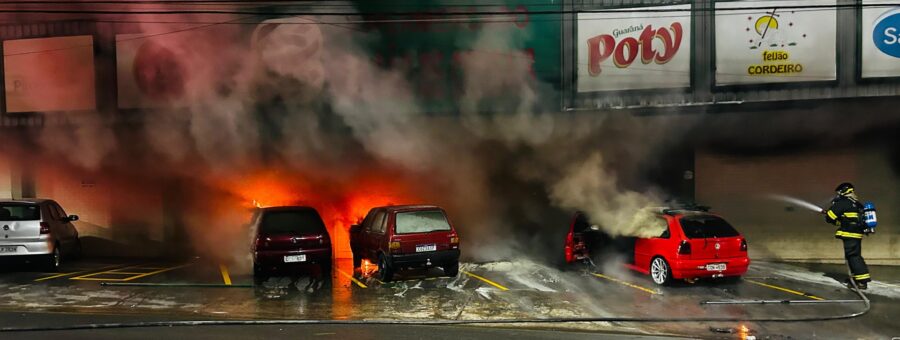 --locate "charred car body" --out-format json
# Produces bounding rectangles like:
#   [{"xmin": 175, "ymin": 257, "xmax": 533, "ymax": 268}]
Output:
[{"xmin": 565, "ymin": 206, "xmax": 750, "ymax": 285}]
